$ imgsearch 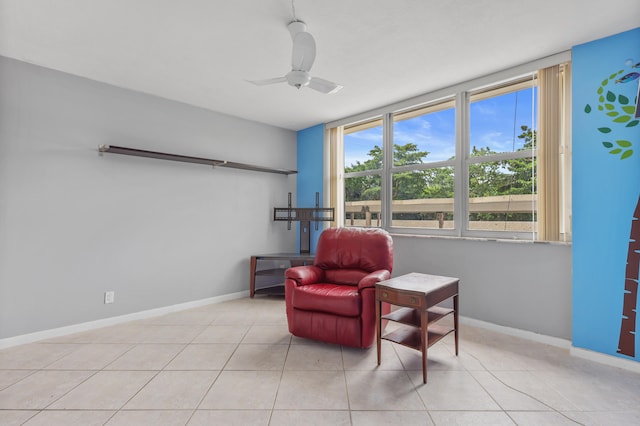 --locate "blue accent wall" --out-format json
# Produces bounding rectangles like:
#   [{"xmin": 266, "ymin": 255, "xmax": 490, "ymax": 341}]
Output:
[
  {"xmin": 297, "ymin": 124, "xmax": 325, "ymax": 253},
  {"xmin": 572, "ymin": 28, "xmax": 640, "ymax": 360},
  {"xmin": 294, "ymin": 29, "xmax": 640, "ymax": 360}
]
